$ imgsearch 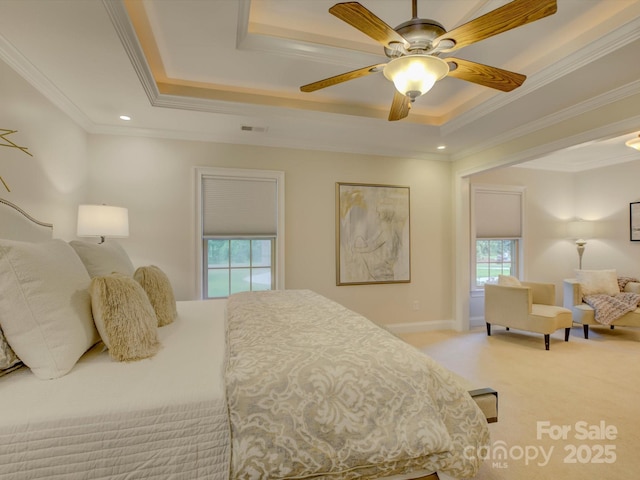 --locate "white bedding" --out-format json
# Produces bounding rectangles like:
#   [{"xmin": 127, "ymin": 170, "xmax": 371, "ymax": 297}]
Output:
[{"xmin": 0, "ymin": 299, "xmax": 230, "ymax": 480}]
